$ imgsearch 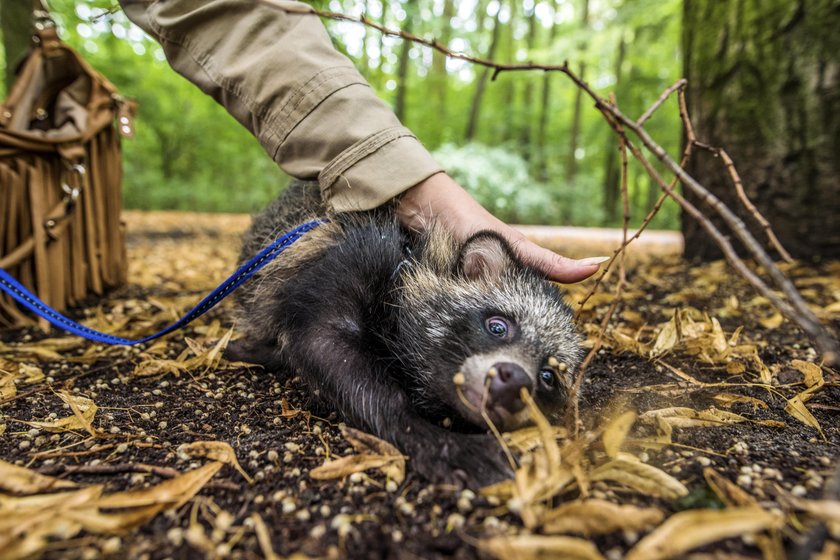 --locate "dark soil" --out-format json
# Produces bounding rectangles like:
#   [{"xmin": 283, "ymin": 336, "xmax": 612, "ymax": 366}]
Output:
[{"xmin": 1, "ymin": 214, "xmax": 837, "ymax": 559}]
